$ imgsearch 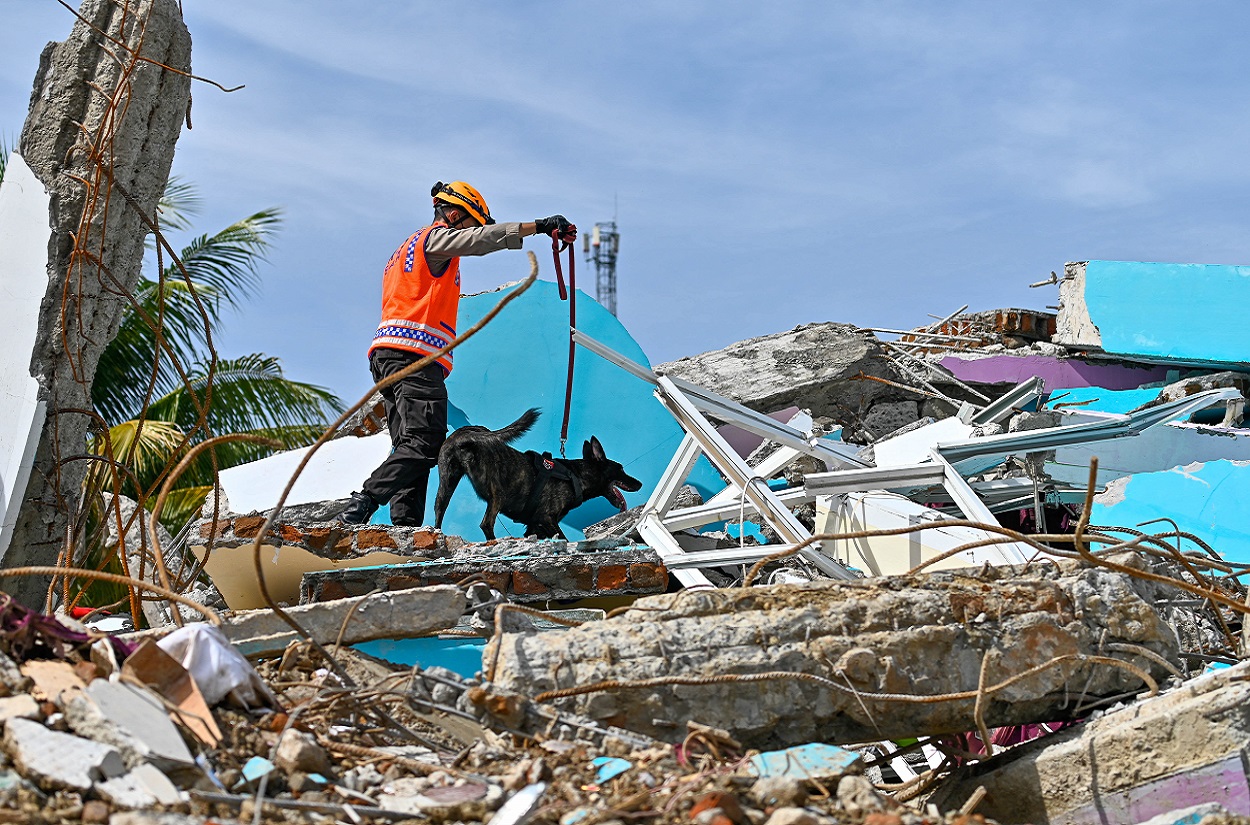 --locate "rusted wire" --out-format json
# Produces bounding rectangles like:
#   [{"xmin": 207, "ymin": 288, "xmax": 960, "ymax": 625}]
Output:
[{"xmin": 0, "ymin": 565, "xmax": 218, "ymax": 624}]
